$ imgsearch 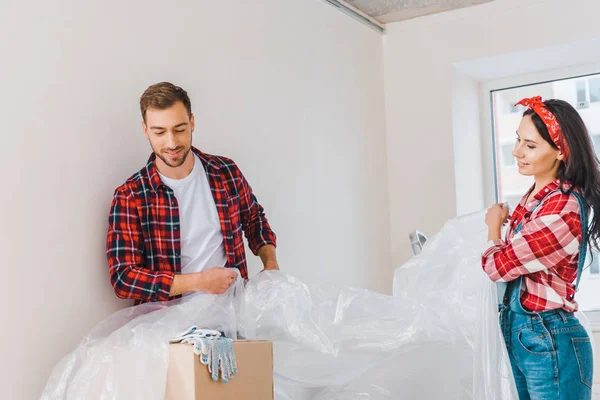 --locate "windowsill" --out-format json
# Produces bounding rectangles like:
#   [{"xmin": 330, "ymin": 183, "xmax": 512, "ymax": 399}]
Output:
[{"xmin": 583, "ymin": 310, "xmax": 600, "ymax": 332}]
